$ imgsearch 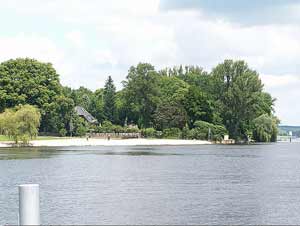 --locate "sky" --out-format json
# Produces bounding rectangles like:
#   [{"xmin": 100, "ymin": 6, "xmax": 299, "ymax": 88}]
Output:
[{"xmin": 0, "ymin": 0, "xmax": 300, "ymax": 125}]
